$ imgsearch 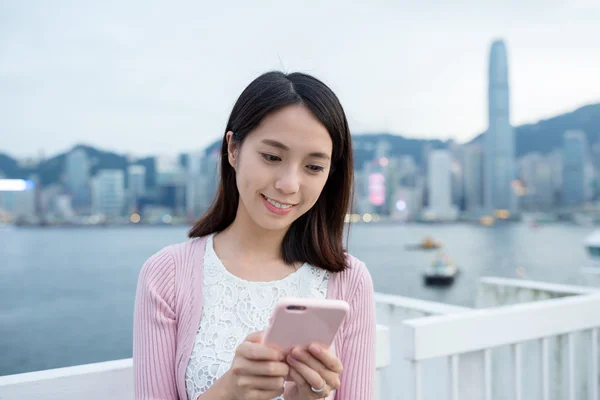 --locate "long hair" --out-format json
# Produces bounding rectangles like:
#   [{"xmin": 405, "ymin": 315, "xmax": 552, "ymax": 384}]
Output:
[{"xmin": 189, "ymin": 71, "xmax": 354, "ymax": 273}]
